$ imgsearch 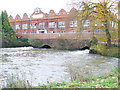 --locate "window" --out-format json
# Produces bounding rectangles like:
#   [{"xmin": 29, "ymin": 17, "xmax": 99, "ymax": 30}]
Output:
[
  {"xmin": 37, "ymin": 29, "xmax": 47, "ymax": 34},
  {"xmin": 17, "ymin": 32, "xmax": 20, "ymax": 34},
  {"xmin": 82, "ymin": 20, "xmax": 90, "ymax": 26},
  {"xmin": 58, "ymin": 21, "xmax": 65, "ymax": 28},
  {"xmin": 15, "ymin": 24, "xmax": 20, "ymax": 30},
  {"xmin": 34, "ymin": 8, "xmax": 40, "ymax": 14},
  {"xmin": 22, "ymin": 24, "xmax": 28, "ymax": 29},
  {"xmin": 48, "ymin": 22, "xmax": 56, "ymax": 28},
  {"xmin": 49, "ymin": 31, "xmax": 53, "ymax": 33},
  {"xmin": 22, "ymin": 31, "xmax": 28, "ymax": 34},
  {"xmin": 39, "ymin": 22, "xmax": 45, "ymax": 29},
  {"xmin": 69, "ymin": 30, "xmax": 76, "ymax": 33},
  {"xmin": 30, "ymin": 31, "xmax": 36, "ymax": 34},
  {"xmin": 58, "ymin": 30, "xmax": 65, "ymax": 33},
  {"xmin": 94, "ymin": 29, "xmax": 104, "ymax": 32},
  {"xmin": 38, "ymin": 31, "xmax": 45, "ymax": 34},
  {"xmin": 70, "ymin": 21, "xmax": 77, "ymax": 27},
  {"xmin": 30, "ymin": 23, "xmax": 37, "ymax": 29},
  {"xmin": 49, "ymin": 31, "xmax": 56, "ymax": 33},
  {"xmin": 94, "ymin": 24, "xmax": 97, "ymax": 26},
  {"xmin": 111, "ymin": 21, "xmax": 114, "ymax": 27}
]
